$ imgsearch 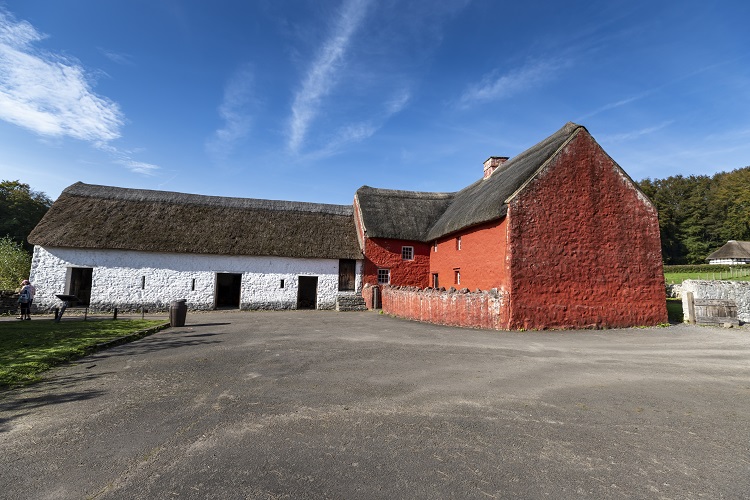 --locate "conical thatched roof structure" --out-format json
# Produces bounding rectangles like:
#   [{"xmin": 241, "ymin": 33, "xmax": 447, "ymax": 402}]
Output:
[{"xmin": 28, "ymin": 182, "xmax": 361, "ymax": 260}]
